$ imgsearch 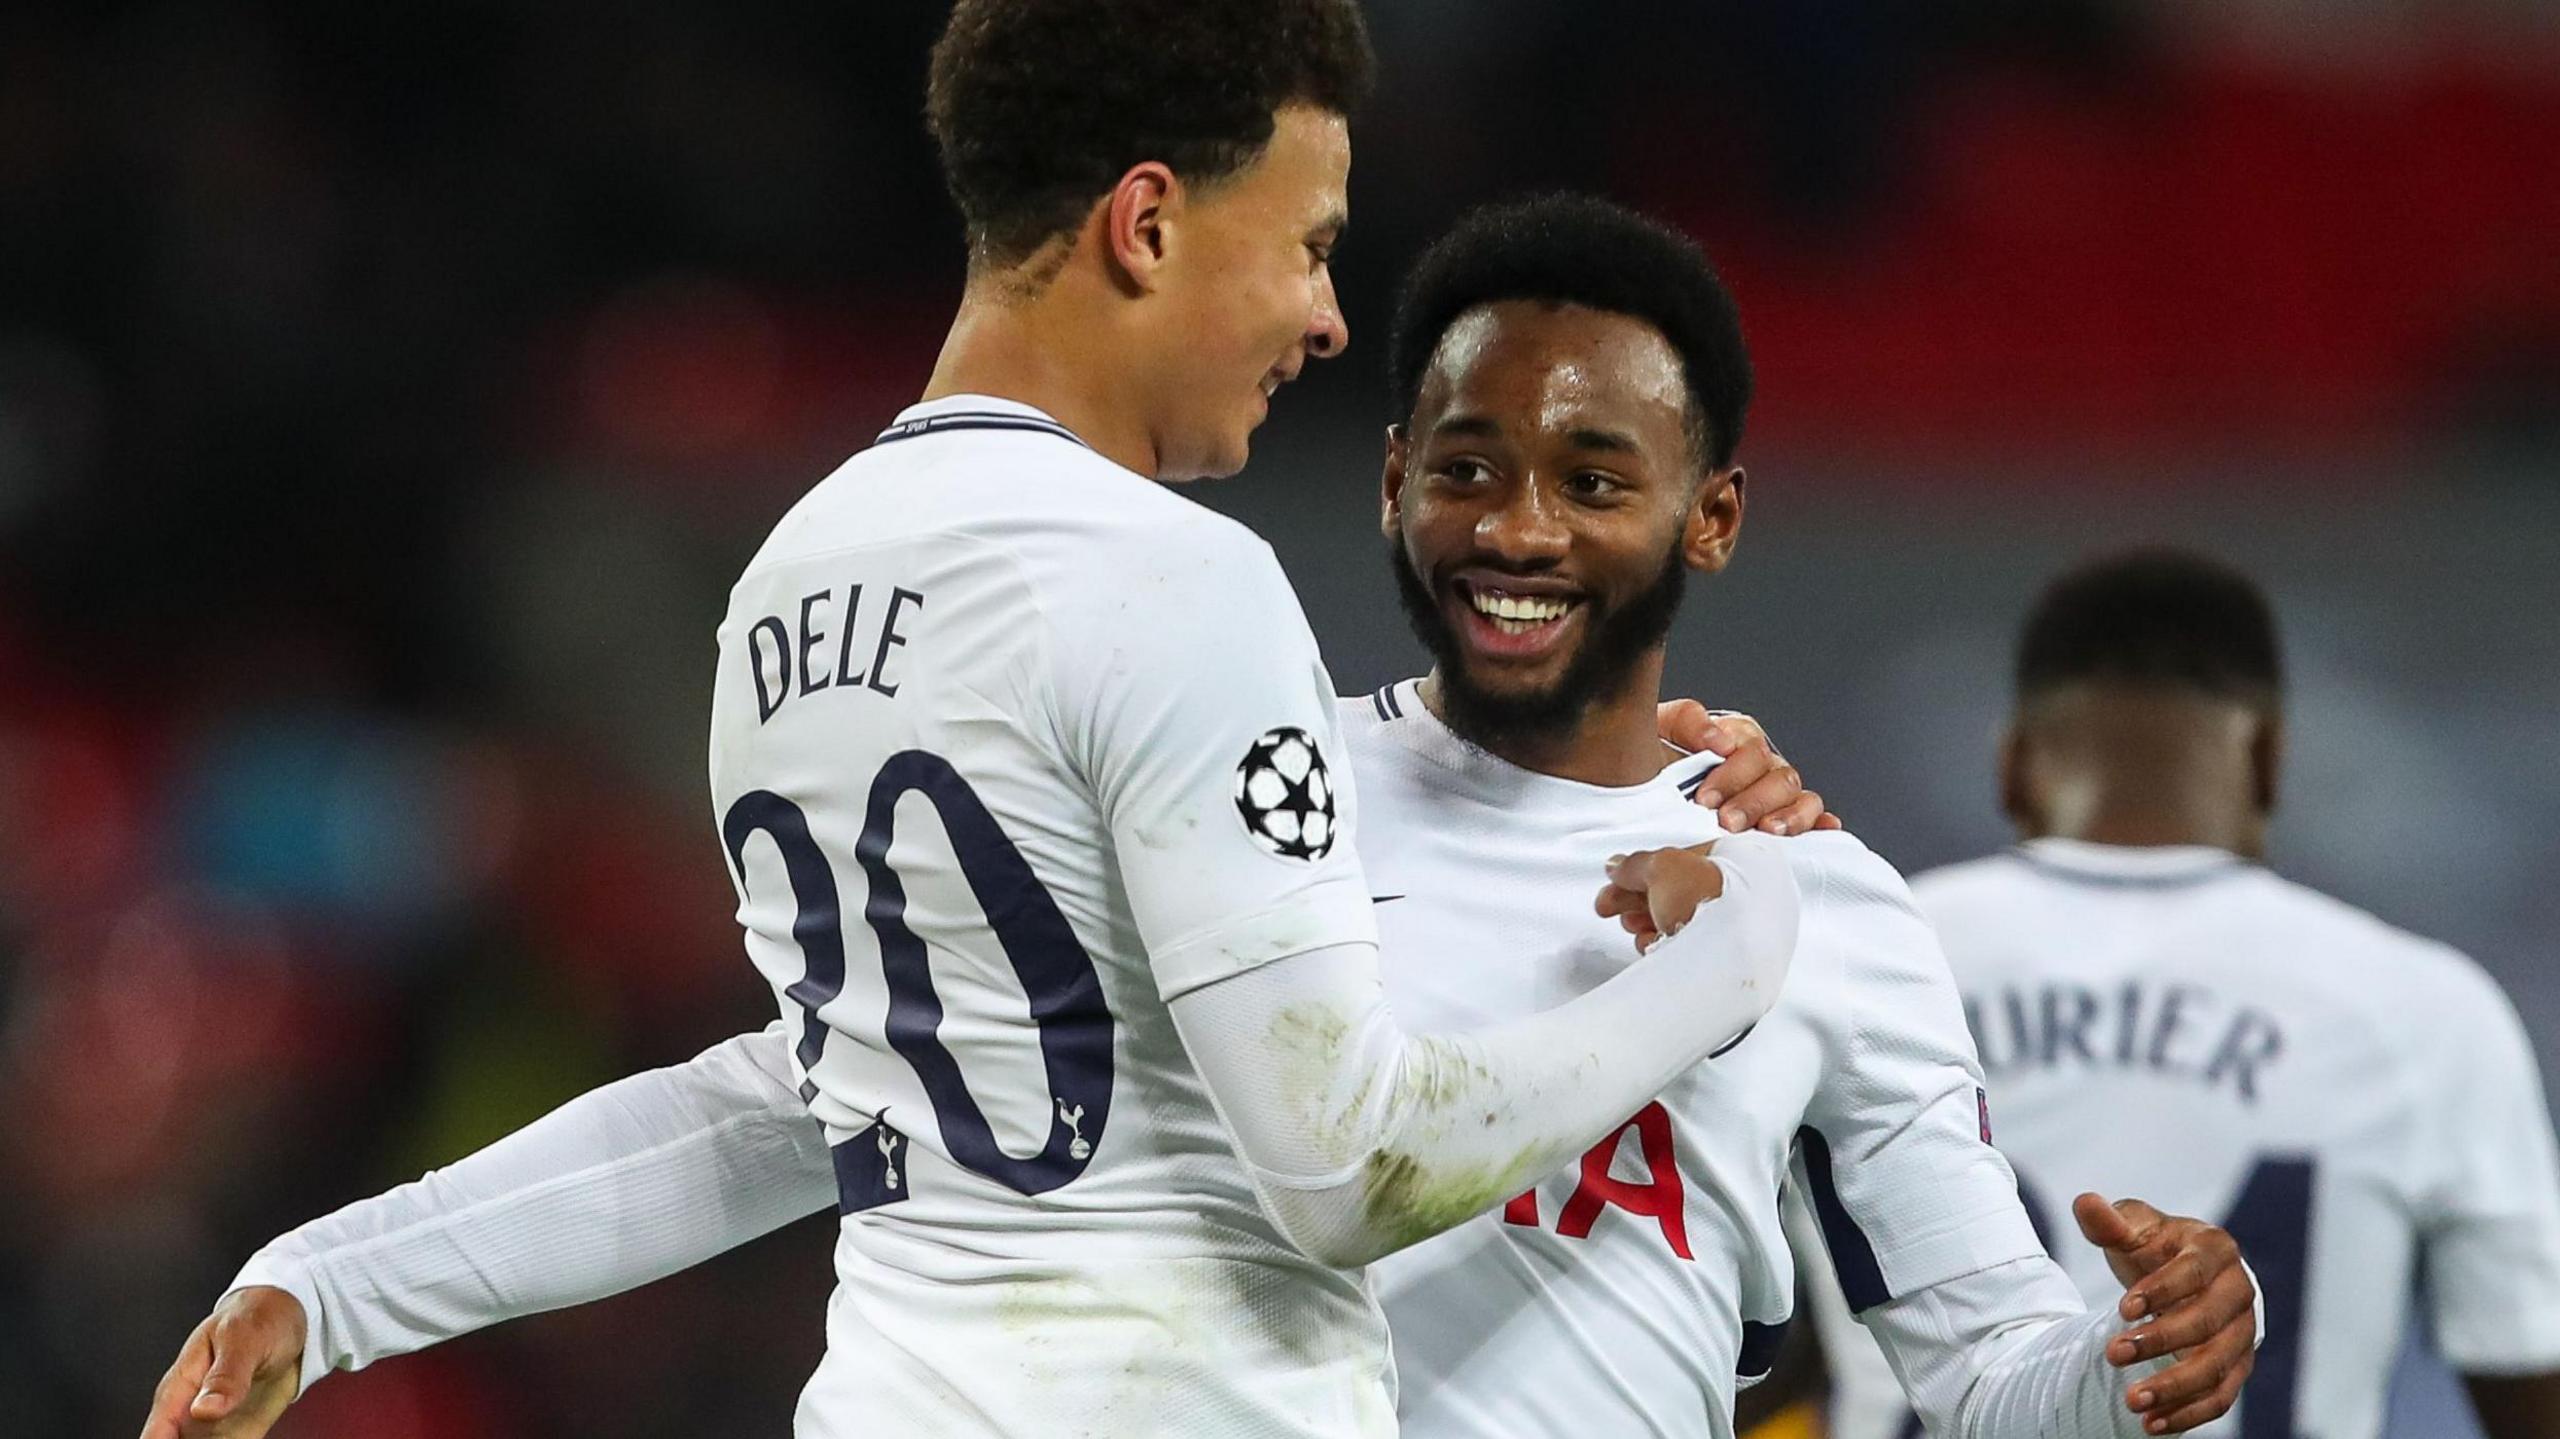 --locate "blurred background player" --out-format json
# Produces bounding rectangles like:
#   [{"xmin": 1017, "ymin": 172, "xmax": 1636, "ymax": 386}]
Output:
[
  {"xmin": 1796, "ymin": 550, "xmax": 2560, "ymax": 1439},
  {"xmin": 138, "ymin": 5, "xmax": 1817, "ymax": 1438}
]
